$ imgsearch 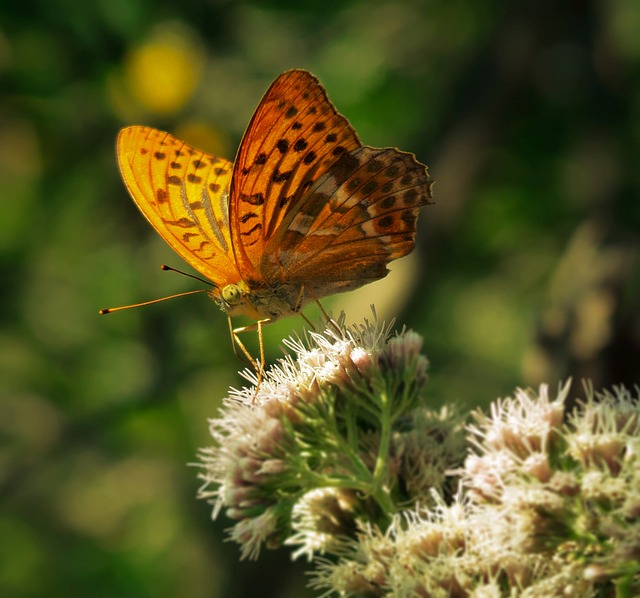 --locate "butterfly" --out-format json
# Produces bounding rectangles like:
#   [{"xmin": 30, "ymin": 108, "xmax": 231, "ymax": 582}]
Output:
[{"xmin": 111, "ymin": 69, "xmax": 433, "ymax": 373}]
